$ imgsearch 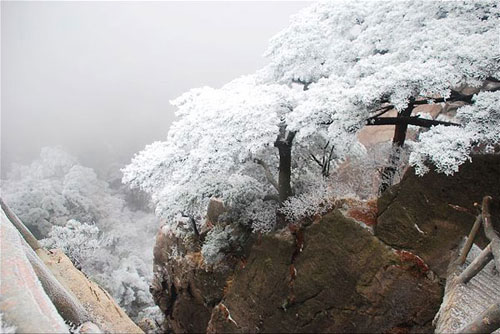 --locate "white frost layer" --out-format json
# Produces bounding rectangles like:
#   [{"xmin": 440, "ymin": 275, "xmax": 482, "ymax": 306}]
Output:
[
  {"xmin": 0, "ymin": 313, "xmax": 16, "ymax": 334},
  {"xmin": 0, "ymin": 208, "xmax": 69, "ymax": 333},
  {"xmin": 434, "ymin": 242, "xmax": 500, "ymax": 333}
]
